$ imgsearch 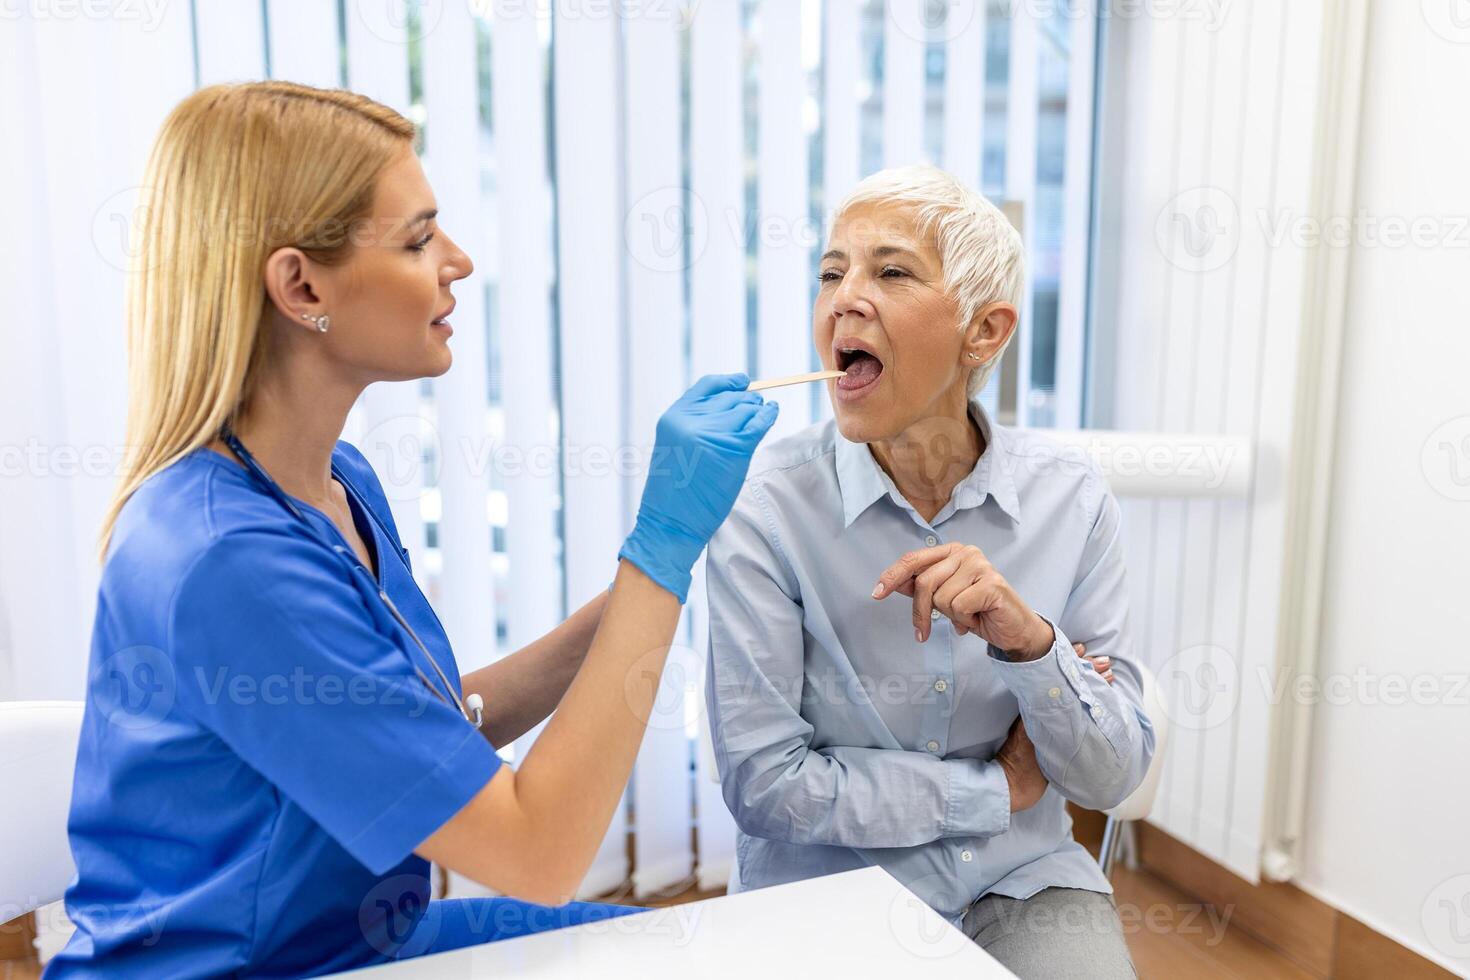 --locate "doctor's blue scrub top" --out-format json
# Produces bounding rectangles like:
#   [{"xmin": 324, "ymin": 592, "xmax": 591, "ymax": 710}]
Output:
[{"xmin": 49, "ymin": 442, "xmax": 510, "ymax": 976}]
